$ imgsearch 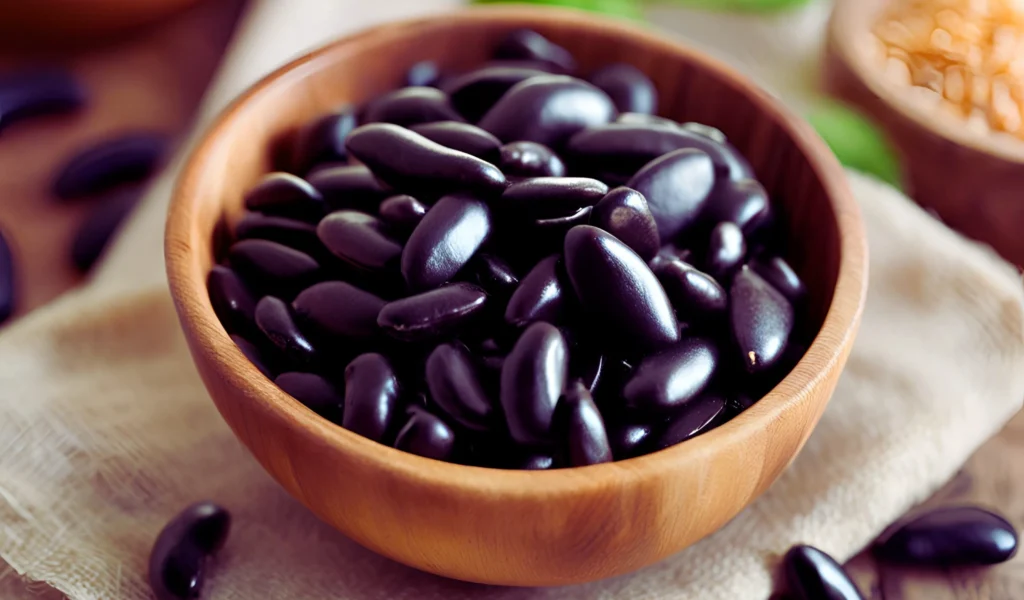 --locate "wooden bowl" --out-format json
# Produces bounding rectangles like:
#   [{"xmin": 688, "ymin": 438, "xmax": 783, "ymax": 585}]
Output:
[
  {"xmin": 824, "ymin": 0, "xmax": 1024, "ymax": 267},
  {"xmin": 165, "ymin": 6, "xmax": 868, "ymax": 586}
]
